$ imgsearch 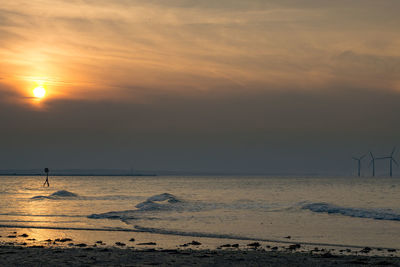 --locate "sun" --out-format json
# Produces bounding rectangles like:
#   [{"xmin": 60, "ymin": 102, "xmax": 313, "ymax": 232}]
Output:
[{"xmin": 33, "ymin": 86, "xmax": 46, "ymax": 98}]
